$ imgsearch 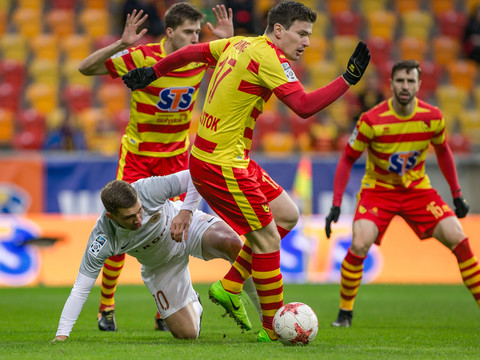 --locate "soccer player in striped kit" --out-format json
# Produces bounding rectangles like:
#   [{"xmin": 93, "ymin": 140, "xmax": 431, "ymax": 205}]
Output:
[
  {"xmin": 121, "ymin": 0, "xmax": 370, "ymax": 341},
  {"xmin": 325, "ymin": 60, "xmax": 479, "ymax": 327},
  {"xmin": 78, "ymin": 3, "xmax": 235, "ymax": 332}
]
